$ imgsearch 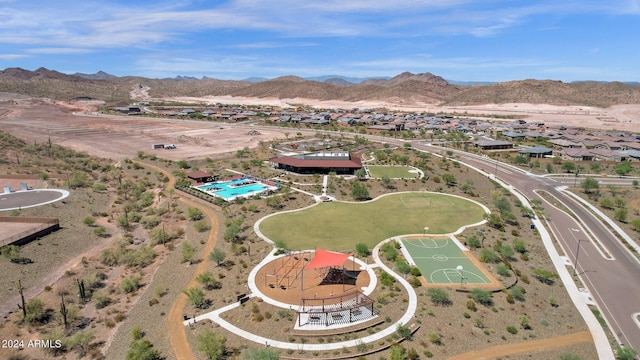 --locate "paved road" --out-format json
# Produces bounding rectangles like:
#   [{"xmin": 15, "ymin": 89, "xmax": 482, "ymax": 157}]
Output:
[{"xmin": 418, "ymin": 143, "xmax": 640, "ymax": 353}]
